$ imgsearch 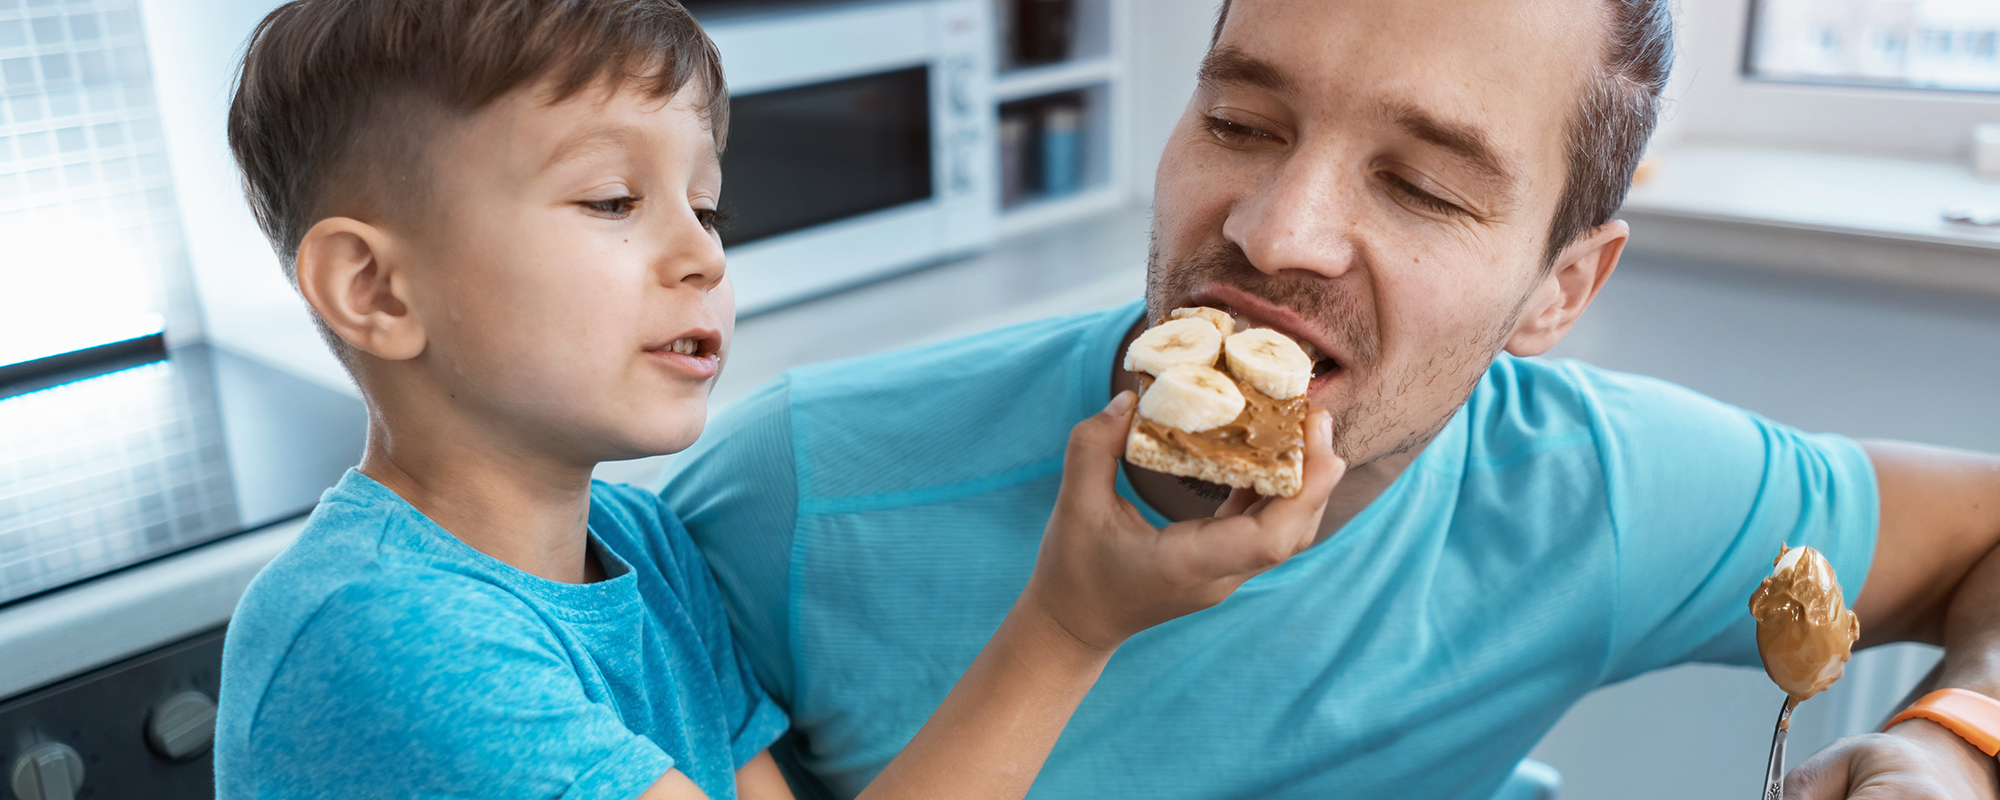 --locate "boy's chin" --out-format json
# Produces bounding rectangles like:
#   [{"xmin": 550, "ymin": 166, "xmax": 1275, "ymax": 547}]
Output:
[{"xmin": 593, "ymin": 417, "xmax": 705, "ymax": 463}]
